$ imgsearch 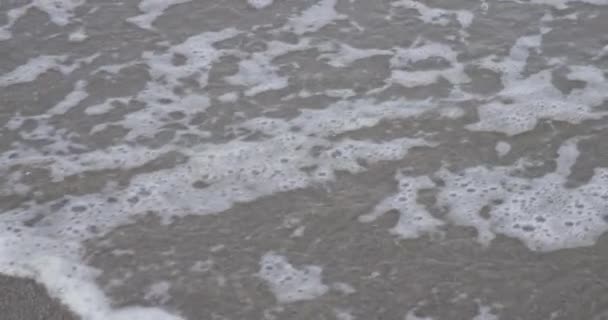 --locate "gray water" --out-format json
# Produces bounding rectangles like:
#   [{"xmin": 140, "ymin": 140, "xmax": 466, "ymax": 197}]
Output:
[{"xmin": 1, "ymin": 0, "xmax": 608, "ymax": 319}]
